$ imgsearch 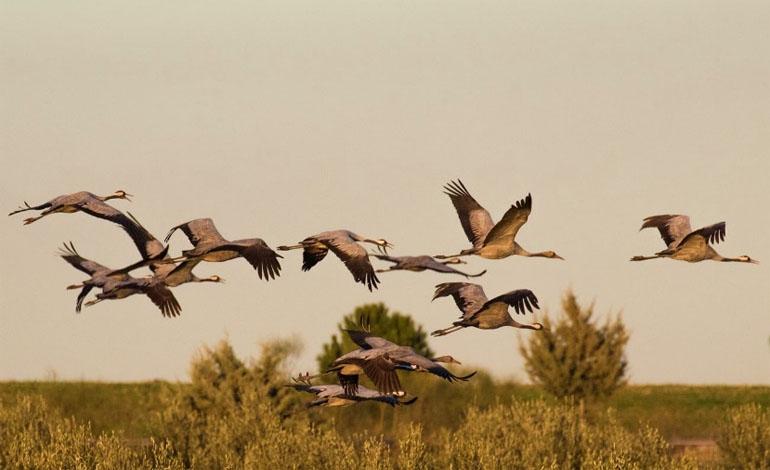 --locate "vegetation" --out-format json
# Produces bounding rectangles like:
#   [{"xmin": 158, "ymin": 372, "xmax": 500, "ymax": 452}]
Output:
[
  {"xmin": 316, "ymin": 302, "xmax": 433, "ymax": 372},
  {"xmin": 520, "ymin": 290, "xmax": 629, "ymax": 401},
  {"xmin": 1, "ymin": 340, "xmax": 769, "ymax": 468},
  {"xmin": 718, "ymin": 403, "xmax": 770, "ymax": 469},
  {"xmin": 1, "ymin": 298, "xmax": 768, "ymax": 468}
]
